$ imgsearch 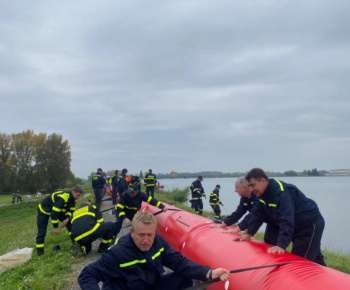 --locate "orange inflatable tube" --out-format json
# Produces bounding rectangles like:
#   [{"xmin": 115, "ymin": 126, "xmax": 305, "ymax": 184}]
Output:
[{"xmin": 140, "ymin": 202, "xmax": 350, "ymax": 290}]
